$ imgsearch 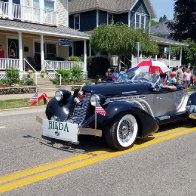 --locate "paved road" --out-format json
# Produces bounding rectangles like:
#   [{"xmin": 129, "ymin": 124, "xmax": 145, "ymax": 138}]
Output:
[{"xmin": 0, "ymin": 108, "xmax": 196, "ymax": 196}]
